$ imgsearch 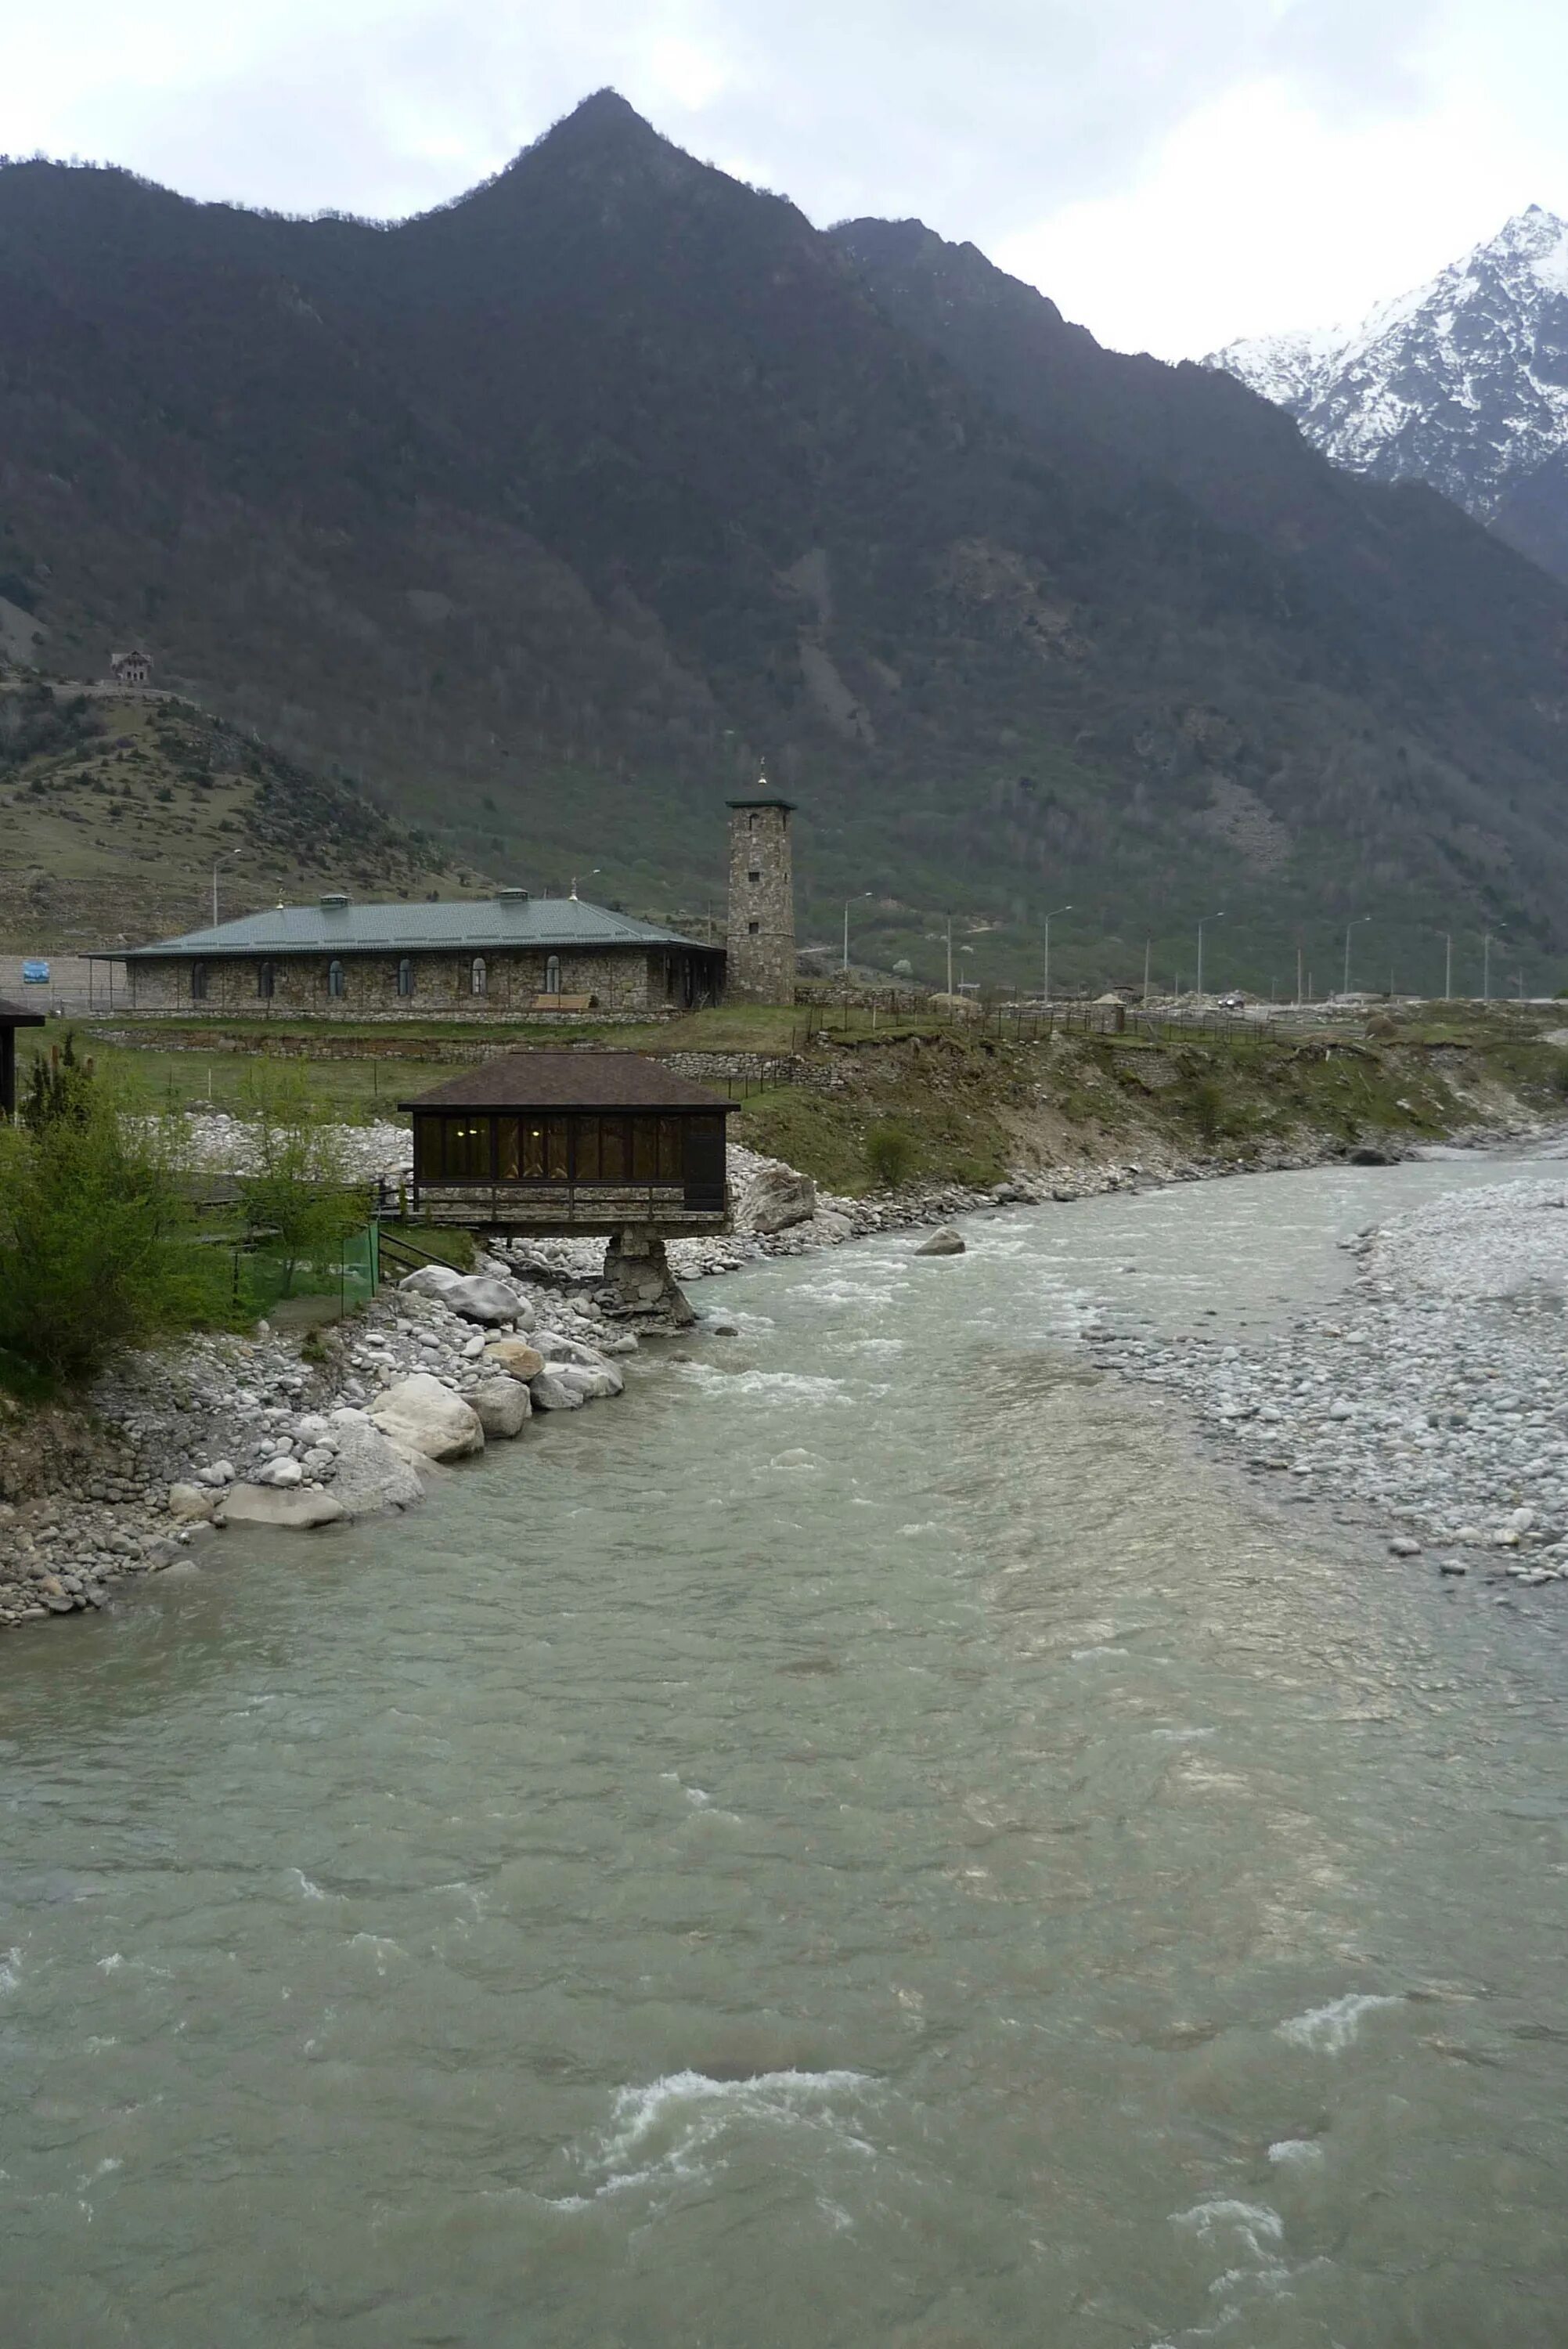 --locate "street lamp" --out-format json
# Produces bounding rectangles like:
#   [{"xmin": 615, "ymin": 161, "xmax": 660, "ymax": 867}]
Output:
[
  {"xmin": 569, "ymin": 868, "xmax": 602, "ymax": 900},
  {"xmin": 1440, "ymin": 932, "xmax": 1453, "ymax": 1001},
  {"xmin": 1482, "ymin": 926, "xmax": 1502, "ymax": 1003},
  {"xmin": 1195, "ymin": 911, "xmax": 1224, "ymax": 1001},
  {"xmin": 1343, "ymin": 915, "xmax": 1371, "ymax": 998},
  {"xmin": 211, "ymin": 846, "xmax": 240, "ymax": 929},
  {"xmin": 1040, "ymin": 904, "xmax": 1072, "ymax": 1005},
  {"xmin": 842, "ymin": 892, "xmax": 873, "ymax": 973}
]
